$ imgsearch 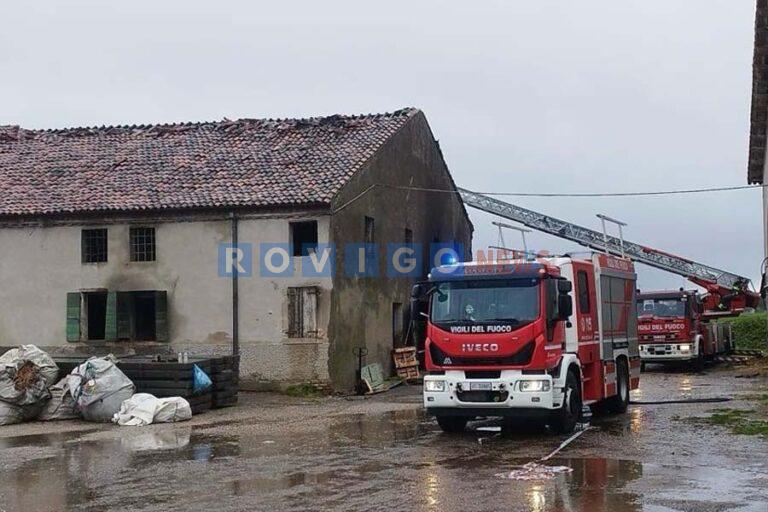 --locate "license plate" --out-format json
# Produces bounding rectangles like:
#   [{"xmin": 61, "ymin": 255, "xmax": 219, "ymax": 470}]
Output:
[
  {"xmin": 653, "ymin": 335, "xmax": 665, "ymax": 341},
  {"xmin": 469, "ymin": 382, "xmax": 492, "ymax": 391}
]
